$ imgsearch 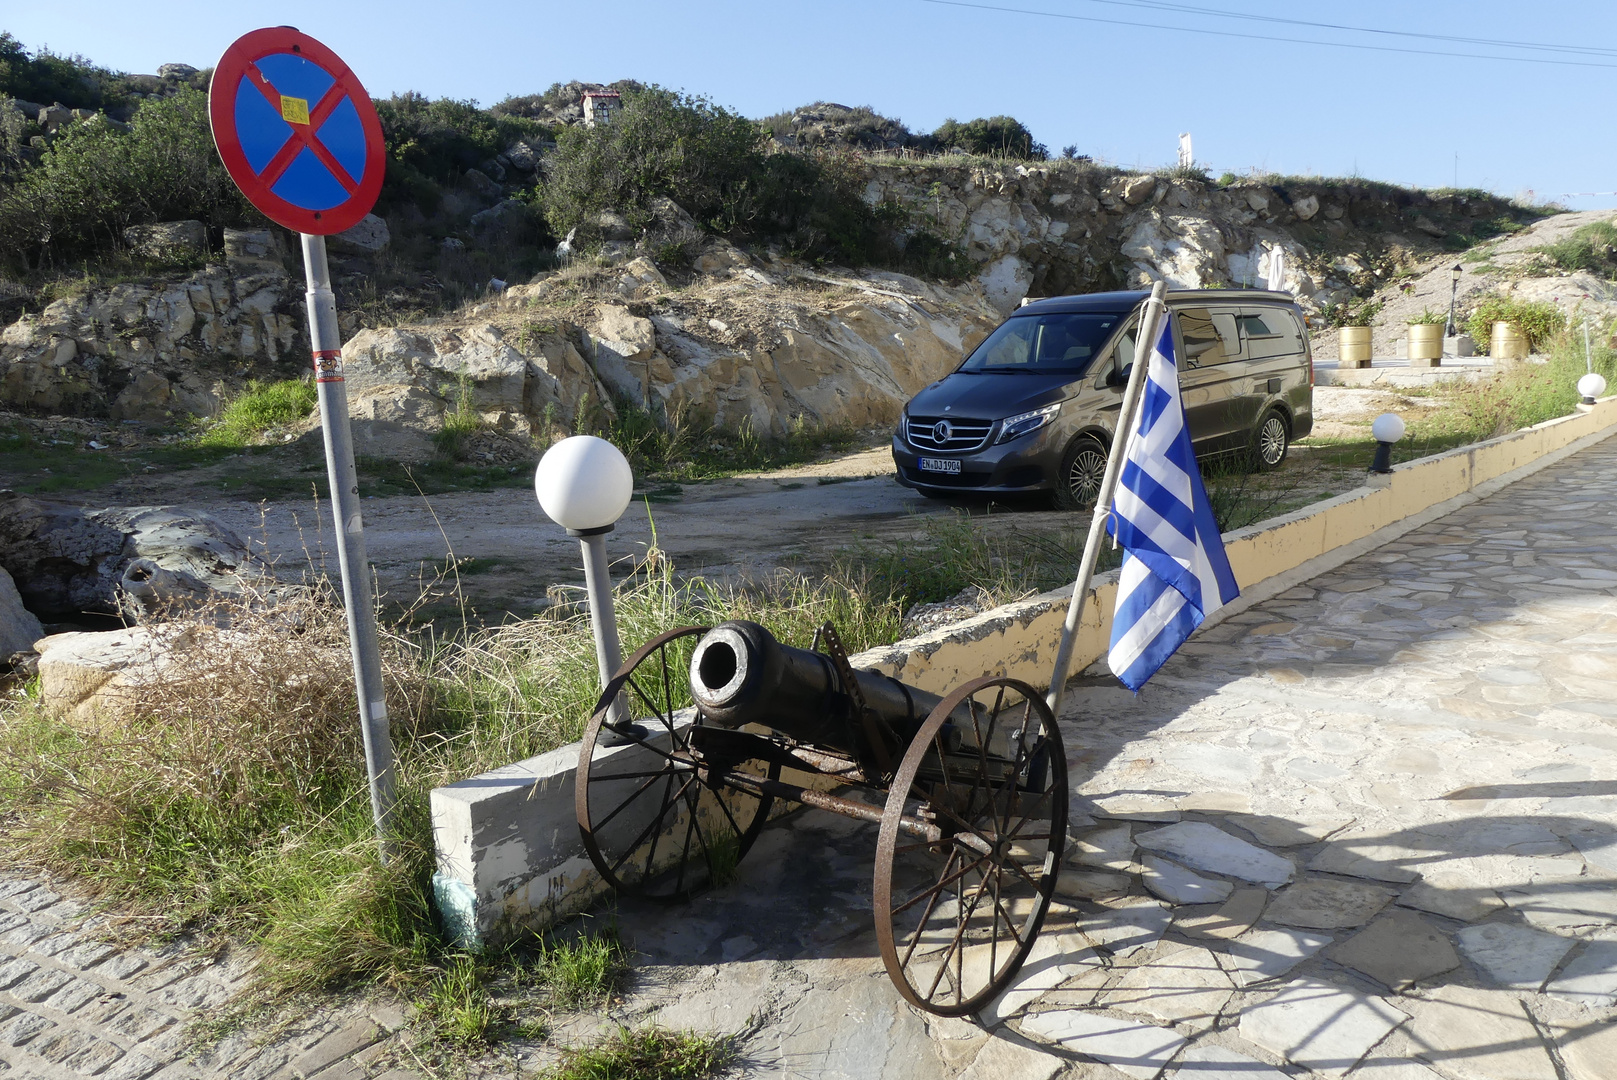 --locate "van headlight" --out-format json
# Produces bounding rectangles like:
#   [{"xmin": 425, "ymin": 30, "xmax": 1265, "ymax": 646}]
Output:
[{"xmin": 997, "ymin": 403, "xmax": 1061, "ymax": 444}]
